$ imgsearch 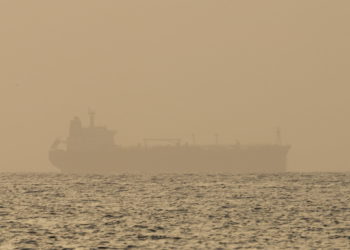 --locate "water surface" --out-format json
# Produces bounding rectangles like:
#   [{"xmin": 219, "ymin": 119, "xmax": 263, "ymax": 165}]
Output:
[{"xmin": 0, "ymin": 173, "xmax": 349, "ymax": 249}]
